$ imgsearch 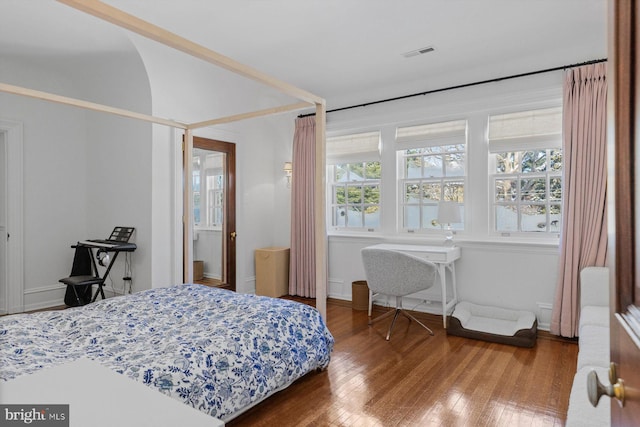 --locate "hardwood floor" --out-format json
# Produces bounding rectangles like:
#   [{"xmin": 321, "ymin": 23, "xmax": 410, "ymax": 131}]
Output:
[
  {"xmin": 195, "ymin": 277, "xmax": 222, "ymax": 287},
  {"xmin": 228, "ymin": 299, "xmax": 577, "ymax": 427},
  {"xmin": 195, "ymin": 277, "xmax": 235, "ymax": 291}
]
